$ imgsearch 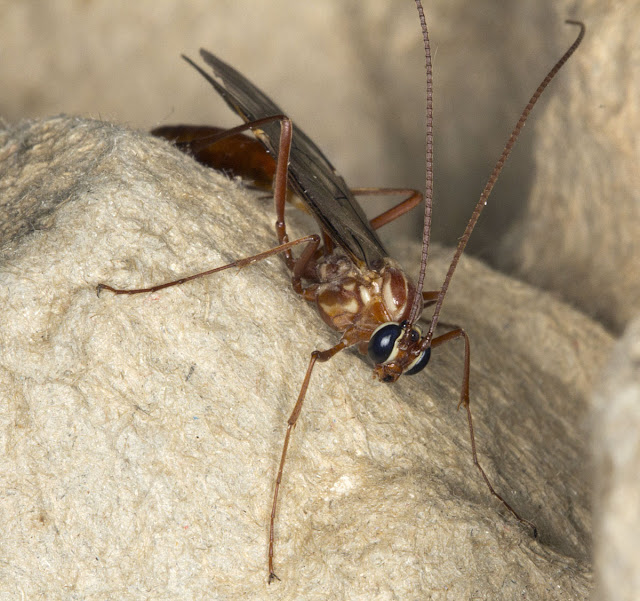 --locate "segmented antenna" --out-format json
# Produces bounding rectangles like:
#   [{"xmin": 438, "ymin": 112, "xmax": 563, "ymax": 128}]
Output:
[
  {"xmin": 424, "ymin": 19, "xmax": 585, "ymax": 344},
  {"xmin": 407, "ymin": 0, "xmax": 434, "ymax": 326}
]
